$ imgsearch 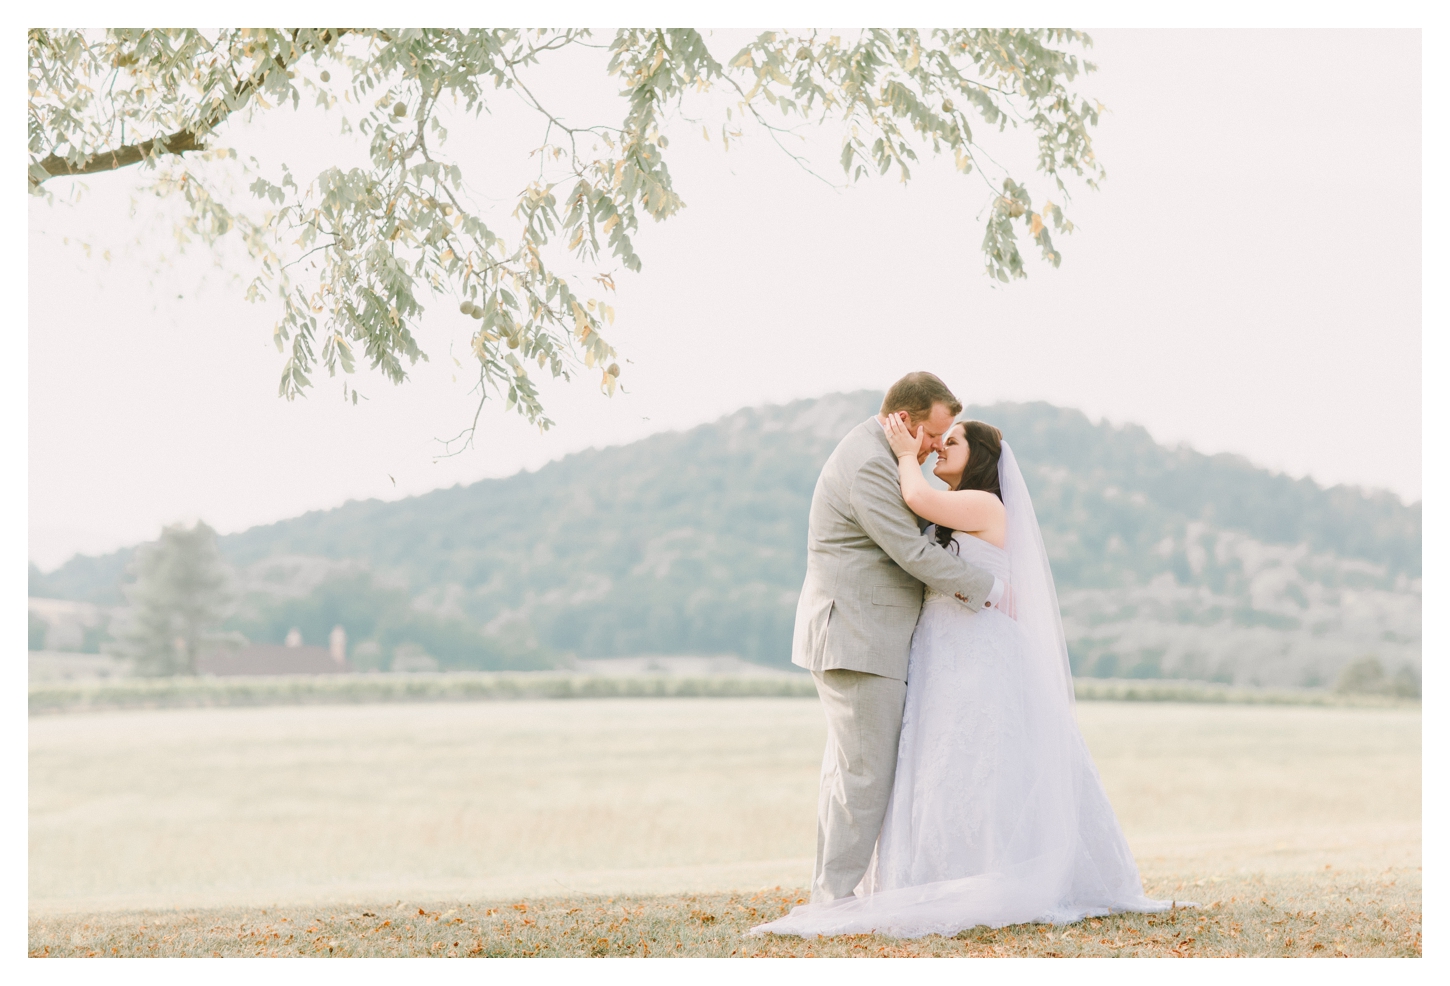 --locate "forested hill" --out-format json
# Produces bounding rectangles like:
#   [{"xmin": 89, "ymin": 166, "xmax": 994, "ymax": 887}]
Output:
[{"xmin": 36, "ymin": 393, "xmax": 1421, "ymax": 685}]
